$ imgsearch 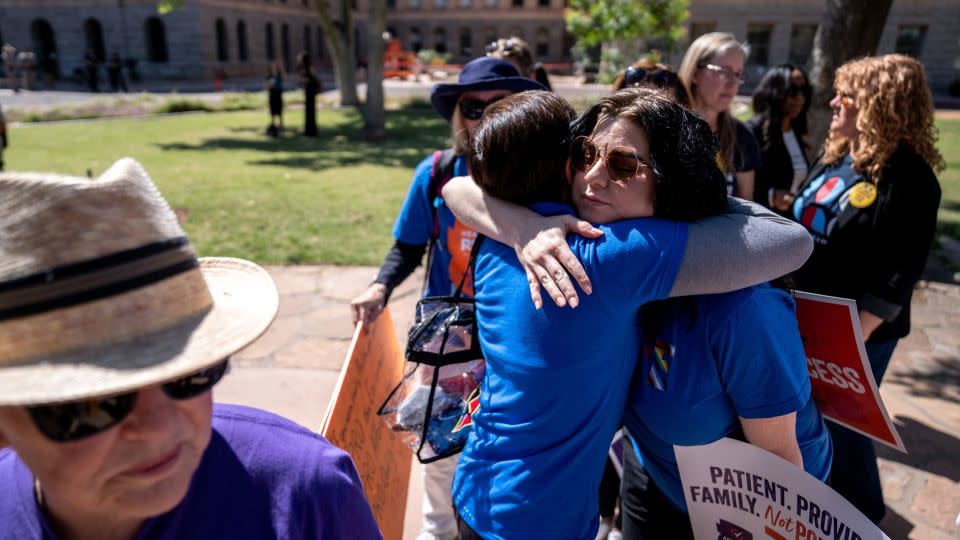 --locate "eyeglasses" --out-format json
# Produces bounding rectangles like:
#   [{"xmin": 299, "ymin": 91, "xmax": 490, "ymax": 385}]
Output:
[
  {"xmin": 570, "ymin": 136, "xmax": 654, "ymax": 185},
  {"xmin": 26, "ymin": 360, "xmax": 230, "ymax": 443},
  {"xmin": 458, "ymin": 95, "xmax": 506, "ymax": 121},
  {"xmin": 623, "ymin": 66, "xmax": 679, "ymax": 89},
  {"xmin": 700, "ymin": 63, "xmax": 744, "ymax": 85}
]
